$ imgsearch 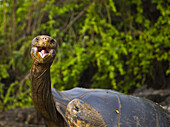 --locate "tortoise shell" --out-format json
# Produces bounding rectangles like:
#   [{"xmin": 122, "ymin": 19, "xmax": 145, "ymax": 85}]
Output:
[{"xmin": 52, "ymin": 88, "xmax": 169, "ymax": 127}]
